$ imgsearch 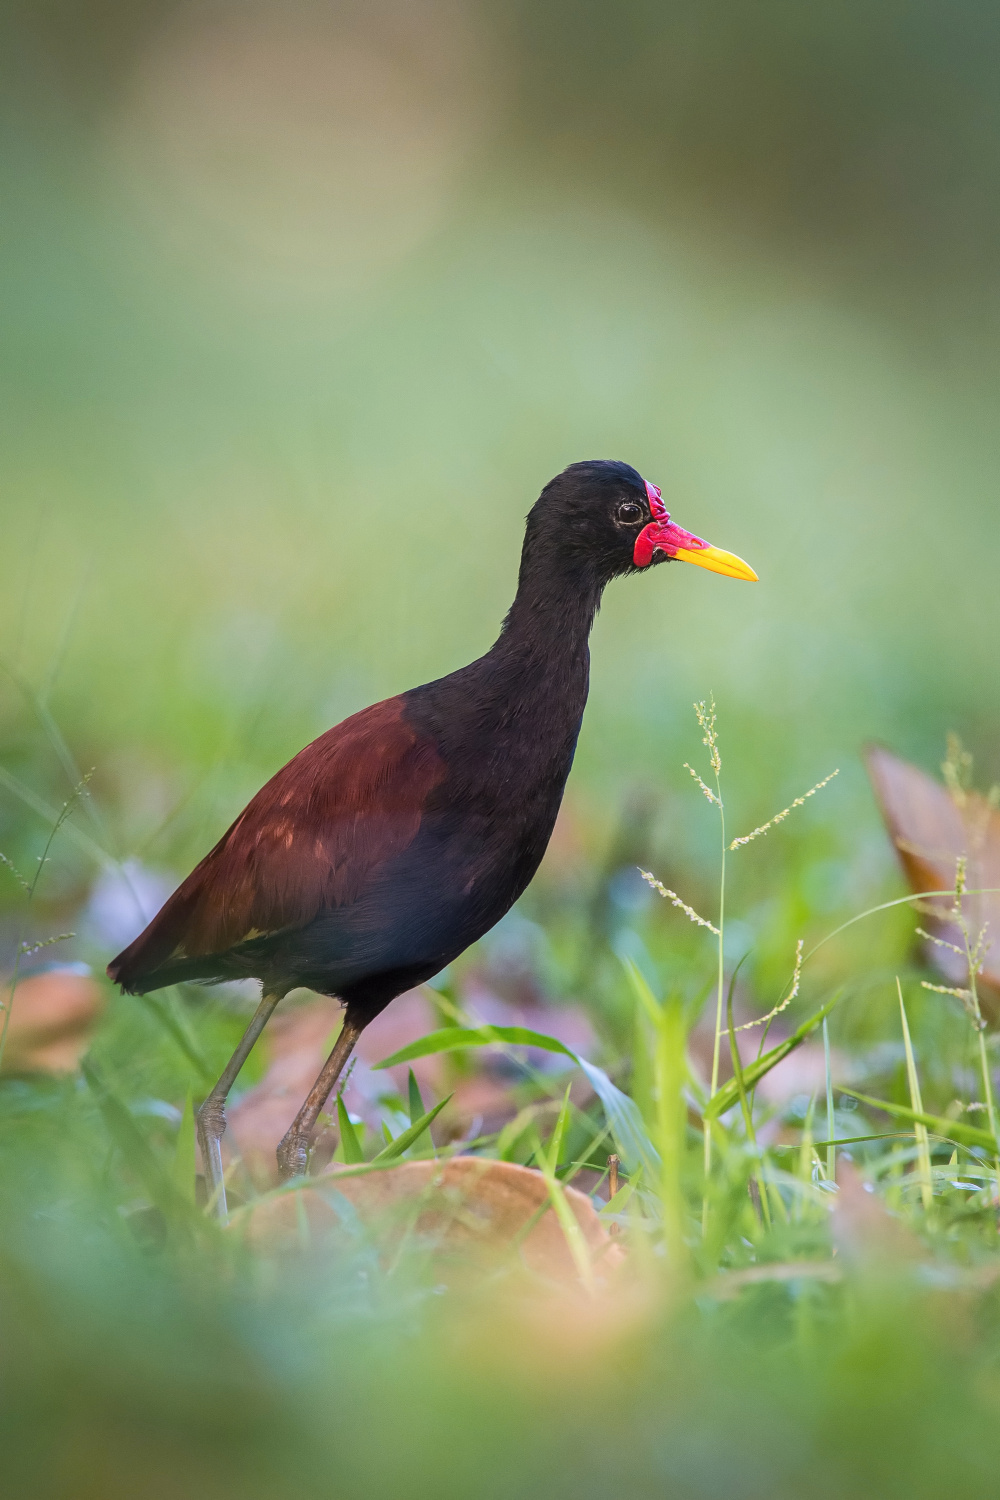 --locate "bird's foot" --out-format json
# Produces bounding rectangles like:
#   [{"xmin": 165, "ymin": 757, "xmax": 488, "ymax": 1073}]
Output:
[
  {"xmin": 276, "ymin": 1130, "xmax": 310, "ymax": 1181},
  {"xmin": 197, "ymin": 1098, "xmax": 229, "ymax": 1220}
]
